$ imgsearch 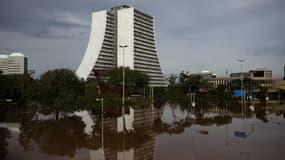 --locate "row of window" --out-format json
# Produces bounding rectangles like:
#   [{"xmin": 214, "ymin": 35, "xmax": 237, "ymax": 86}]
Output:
[
  {"xmin": 134, "ymin": 30, "xmax": 154, "ymax": 39},
  {"xmin": 134, "ymin": 12, "xmax": 153, "ymax": 23},
  {"xmin": 134, "ymin": 63, "xmax": 162, "ymax": 72},
  {"xmin": 134, "ymin": 56, "xmax": 159, "ymax": 65},
  {"xmin": 134, "ymin": 20, "xmax": 154, "ymax": 31},
  {"xmin": 134, "ymin": 9, "xmax": 153, "ymax": 20},
  {"xmin": 134, "ymin": 45, "xmax": 156, "ymax": 53},
  {"xmin": 134, "ymin": 42, "xmax": 155, "ymax": 50},
  {"xmin": 134, "ymin": 67, "xmax": 163, "ymax": 75},
  {"xmin": 134, "ymin": 18, "xmax": 153, "ymax": 29},
  {"xmin": 134, "ymin": 34, "xmax": 155, "ymax": 44},
  {"xmin": 134, "ymin": 52, "xmax": 158, "ymax": 62},
  {"xmin": 134, "ymin": 62, "xmax": 161, "ymax": 70}
]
